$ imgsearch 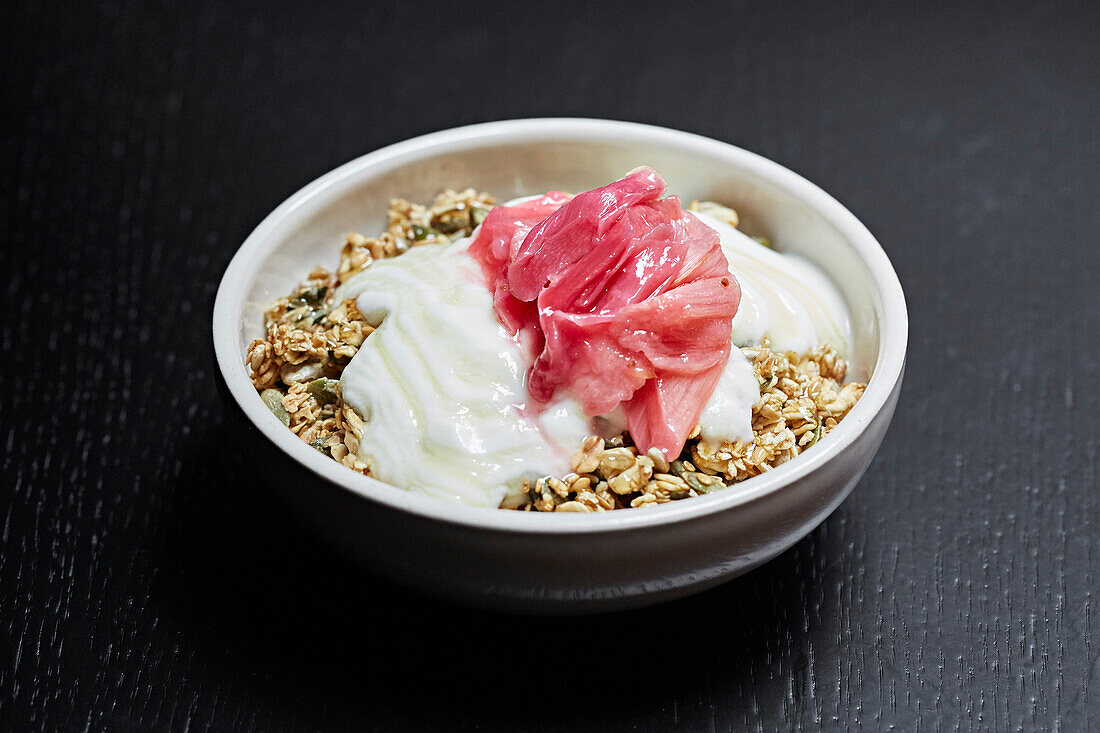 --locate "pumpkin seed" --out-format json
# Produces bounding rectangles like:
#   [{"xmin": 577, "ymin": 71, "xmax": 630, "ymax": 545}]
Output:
[
  {"xmin": 469, "ymin": 205, "xmax": 491, "ymax": 226},
  {"xmin": 683, "ymin": 471, "xmax": 724, "ymax": 494},
  {"xmin": 410, "ymin": 224, "xmax": 443, "ymax": 241},
  {"xmin": 306, "ymin": 378, "xmax": 340, "ymax": 405},
  {"xmin": 291, "ymin": 285, "xmax": 327, "ymax": 308},
  {"xmin": 260, "ymin": 389, "xmax": 290, "ymax": 426},
  {"xmin": 669, "ymin": 460, "xmax": 690, "ymax": 478}
]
